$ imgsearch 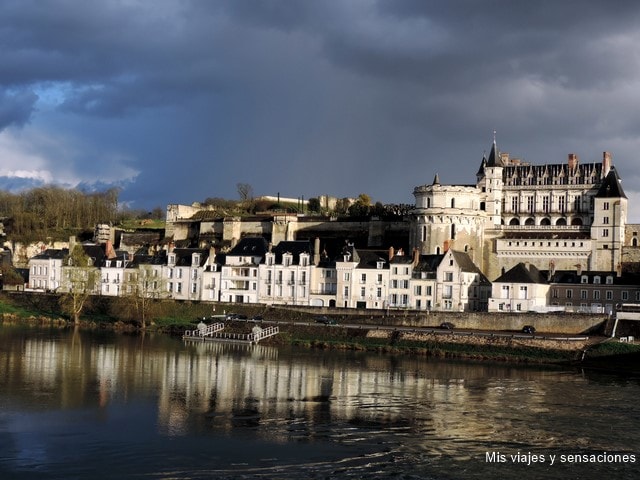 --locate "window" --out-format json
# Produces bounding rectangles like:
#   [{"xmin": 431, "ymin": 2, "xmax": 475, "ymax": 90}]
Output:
[
  {"xmin": 360, "ymin": 287, "xmax": 366, "ymax": 298},
  {"xmin": 603, "ymin": 228, "xmax": 609, "ymax": 237},
  {"xmin": 567, "ymin": 289, "xmax": 573, "ymax": 299},
  {"xmin": 622, "ymin": 291, "xmax": 629, "ymax": 301},
  {"xmin": 604, "ymin": 201, "xmax": 610, "ymax": 210},
  {"xmin": 344, "ymin": 272, "xmax": 350, "ymax": 281},
  {"xmin": 443, "ymin": 285, "xmax": 453, "ymax": 299},
  {"xmin": 605, "ymin": 291, "xmax": 613, "ymax": 300},
  {"xmin": 603, "ymin": 216, "xmax": 609, "ymax": 224},
  {"xmin": 377, "ymin": 274, "xmax": 383, "ymax": 284},
  {"xmin": 593, "ymin": 290, "xmax": 600, "ymax": 300},
  {"xmin": 593, "ymin": 276, "xmax": 601, "ymax": 284},
  {"xmin": 361, "ymin": 273, "xmax": 367, "ymax": 283},
  {"xmin": 445, "ymin": 272, "xmax": 454, "ymax": 282},
  {"xmin": 606, "ymin": 276, "xmax": 613, "ymax": 285},
  {"xmin": 426, "ymin": 286, "xmax": 432, "ymax": 296},
  {"xmin": 501, "ymin": 285, "xmax": 510, "ymax": 299},
  {"xmin": 376, "ymin": 287, "xmax": 382, "ymax": 298},
  {"xmin": 519, "ymin": 286, "xmax": 528, "ymax": 299},
  {"xmin": 580, "ymin": 290, "xmax": 588, "ymax": 300},
  {"xmin": 415, "ymin": 285, "xmax": 422, "ymax": 296},
  {"xmin": 191, "ymin": 283, "xmax": 197, "ymax": 294}
]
